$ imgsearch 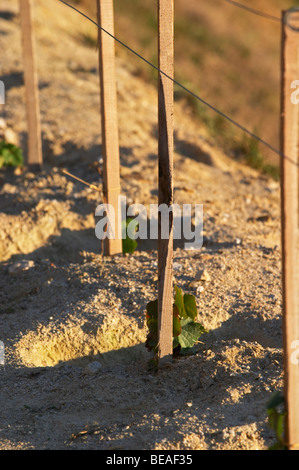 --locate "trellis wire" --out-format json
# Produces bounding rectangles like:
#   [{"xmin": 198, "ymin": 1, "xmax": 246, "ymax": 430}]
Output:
[
  {"xmin": 58, "ymin": 0, "xmax": 298, "ymax": 168},
  {"xmin": 220, "ymin": 0, "xmax": 281, "ymax": 23}
]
